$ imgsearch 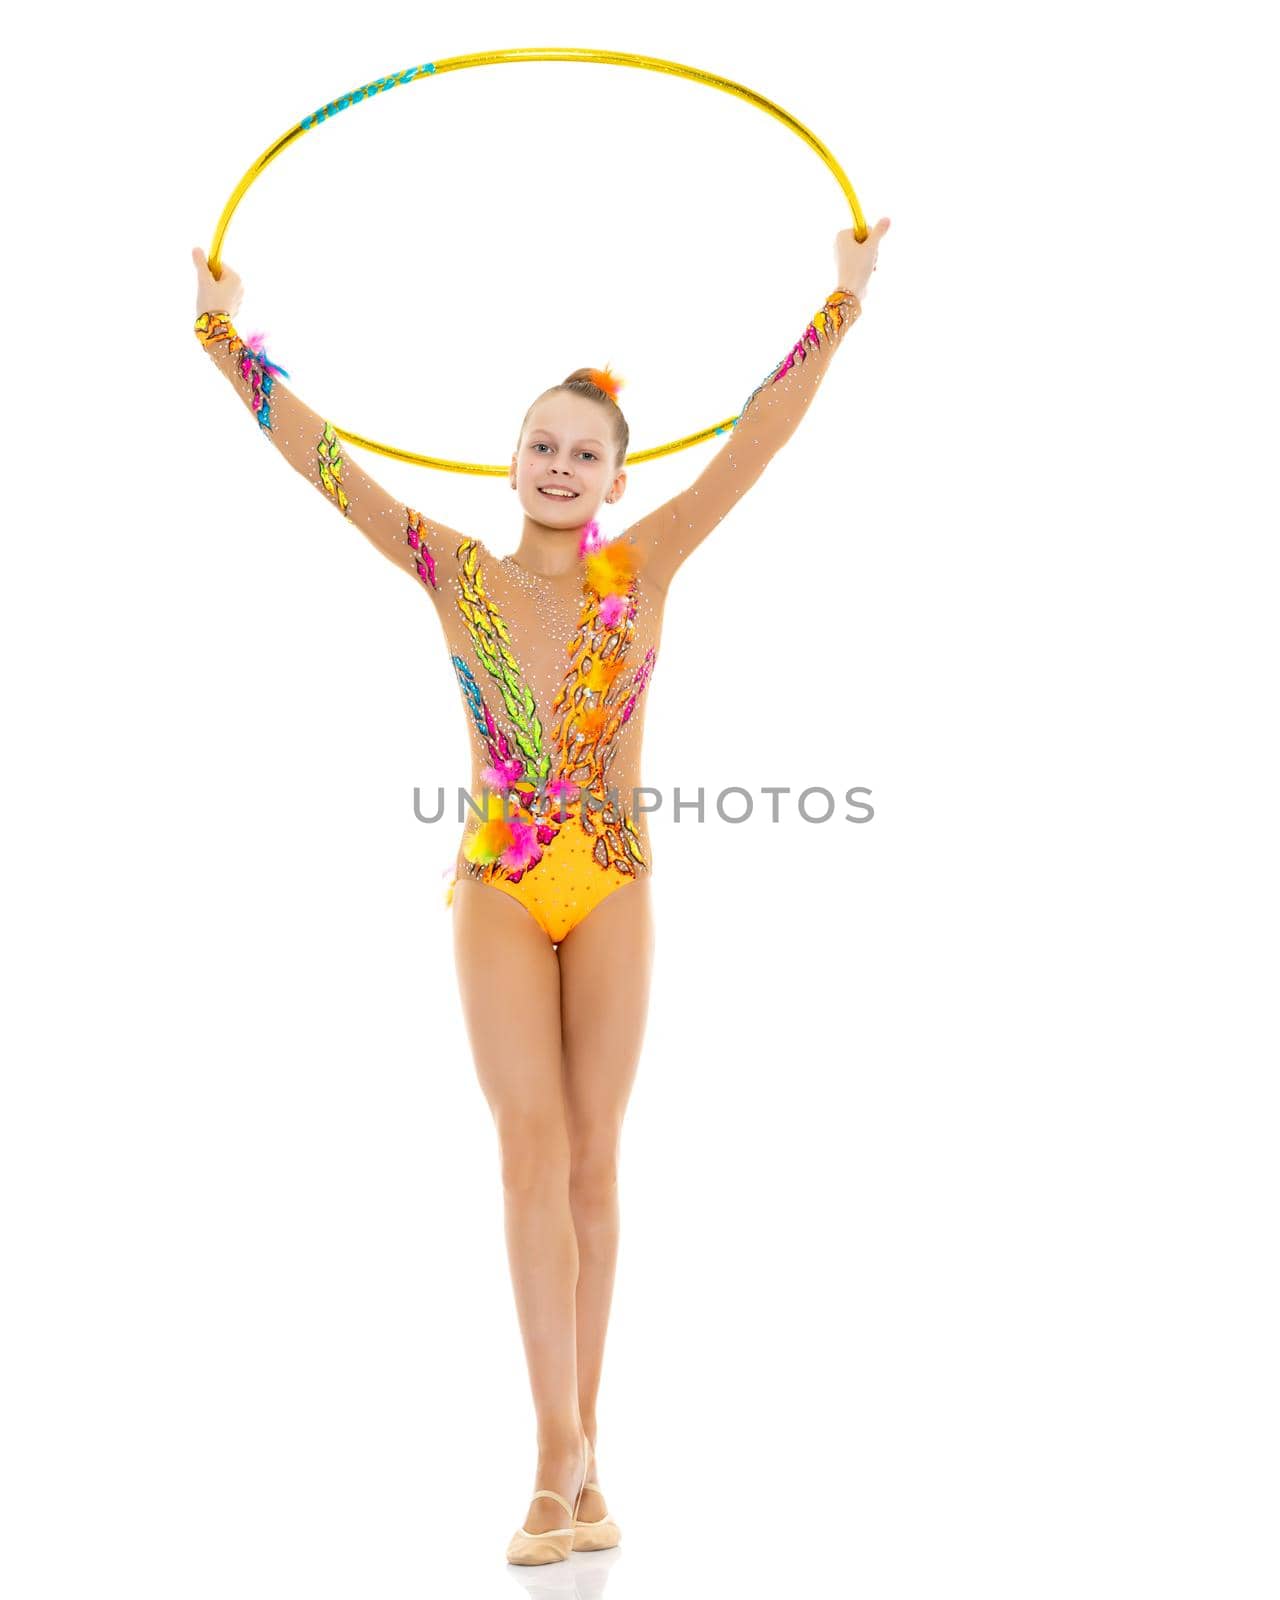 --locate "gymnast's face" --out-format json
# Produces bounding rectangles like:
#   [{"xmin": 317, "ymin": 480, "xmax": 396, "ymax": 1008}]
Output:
[{"xmin": 511, "ymin": 393, "xmax": 627, "ymax": 528}]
